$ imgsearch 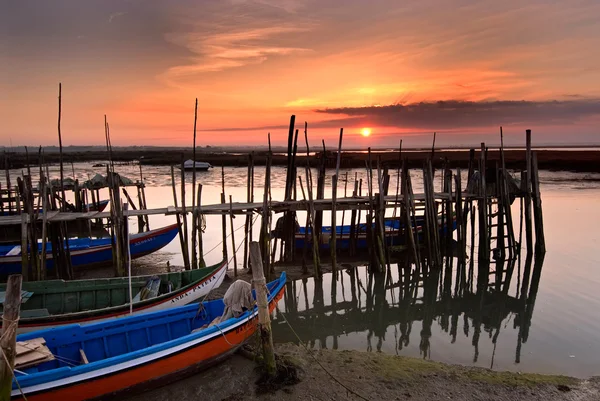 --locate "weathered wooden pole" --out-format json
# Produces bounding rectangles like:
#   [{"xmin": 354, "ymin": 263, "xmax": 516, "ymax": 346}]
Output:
[
  {"xmin": 249, "ymin": 242, "xmax": 277, "ymax": 377},
  {"xmin": 221, "ymin": 166, "xmax": 228, "ymax": 262},
  {"xmin": 180, "ymin": 158, "xmax": 191, "ymax": 270},
  {"xmin": 244, "ymin": 152, "xmax": 254, "ymax": 269},
  {"xmin": 0, "ymin": 274, "xmax": 22, "ymax": 400},
  {"xmin": 196, "ymin": 184, "xmax": 206, "ymax": 268},
  {"xmin": 170, "ymin": 165, "xmax": 189, "ymax": 270},
  {"xmin": 524, "ymin": 130, "xmax": 534, "ymax": 254},
  {"xmin": 191, "ymin": 98, "xmax": 199, "ymax": 270},
  {"xmin": 531, "ymin": 152, "xmax": 546, "ymax": 254},
  {"xmin": 229, "ymin": 195, "xmax": 238, "ymax": 276}
]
